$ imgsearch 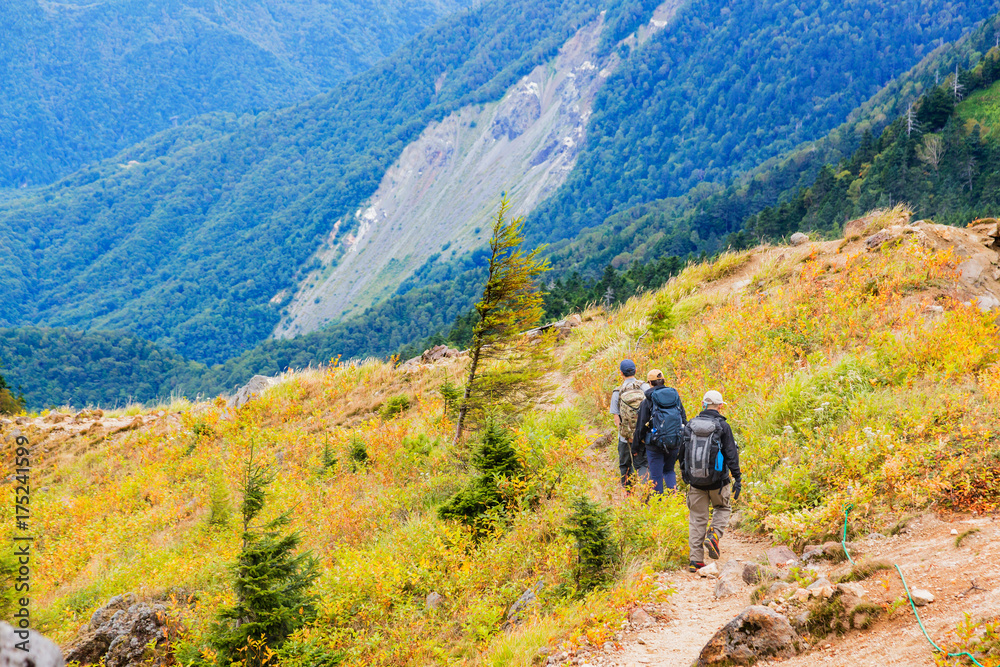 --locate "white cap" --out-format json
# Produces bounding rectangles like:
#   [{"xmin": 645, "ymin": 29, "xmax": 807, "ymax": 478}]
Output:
[{"xmin": 702, "ymin": 390, "xmax": 726, "ymax": 406}]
